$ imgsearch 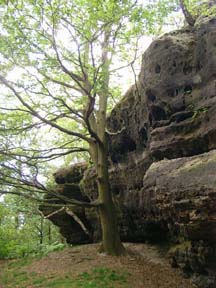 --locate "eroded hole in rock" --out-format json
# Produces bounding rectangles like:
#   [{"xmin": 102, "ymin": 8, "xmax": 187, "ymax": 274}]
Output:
[
  {"xmin": 170, "ymin": 111, "xmax": 194, "ymax": 123},
  {"xmin": 155, "ymin": 64, "xmax": 161, "ymax": 74},
  {"xmin": 168, "ymin": 89, "xmax": 174, "ymax": 97},
  {"xmin": 108, "ymin": 118, "xmax": 120, "ymax": 131},
  {"xmin": 112, "ymin": 186, "xmax": 120, "ymax": 196},
  {"xmin": 196, "ymin": 61, "xmax": 202, "ymax": 71},
  {"xmin": 146, "ymin": 89, "xmax": 156, "ymax": 102},
  {"xmin": 184, "ymin": 85, "xmax": 193, "ymax": 94},
  {"xmin": 112, "ymin": 134, "xmax": 137, "ymax": 156},
  {"xmin": 123, "ymin": 136, "xmax": 137, "ymax": 152},
  {"xmin": 110, "ymin": 134, "xmax": 137, "ymax": 163},
  {"xmin": 139, "ymin": 127, "xmax": 148, "ymax": 142},
  {"xmin": 209, "ymin": 18, "xmax": 216, "ymax": 24},
  {"xmin": 183, "ymin": 65, "xmax": 193, "ymax": 75},
  {"xmin": 55, "ymin": 176, "xmax": 66, "ymax": 184},
  {"xmin": 149, "ymin": 113, "xmax": 153, "ymax": 126},
  {"xmin": 151, "ymin": 105, "xmax": 167, "ymax": 121},
  {"xmin": 154, "ymin": 43, "xmax": 159, "ymax": 49},
  {"xmin": 167, "ymin": 88, "xmax": 178, "ymax": 97}
]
